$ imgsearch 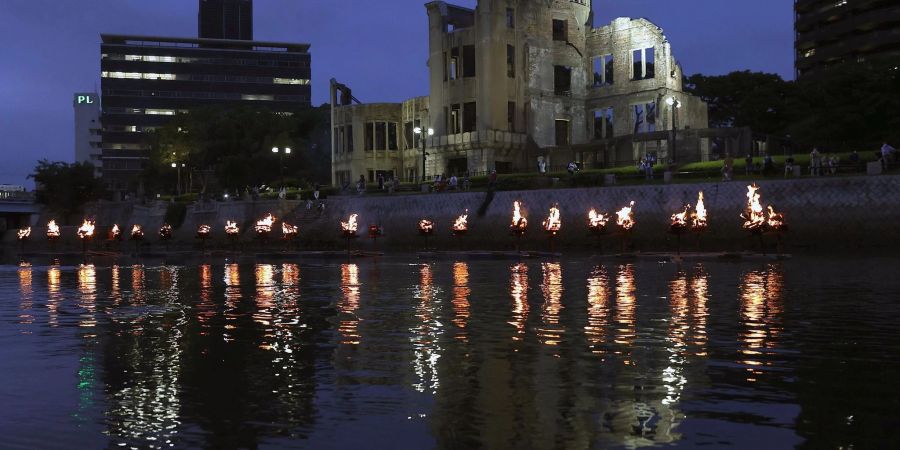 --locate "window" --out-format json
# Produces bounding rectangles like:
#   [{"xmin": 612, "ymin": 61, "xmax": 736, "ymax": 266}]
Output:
[
  {"xmin": 414, "ymin": 119, "xmax": 421, "ymax": 147},
  {"xmin": 449, "ymin": 104, "xmax": 461, "ymax": 134},
  {"xmin": 552, "ymin": 19, "xmax": 567, "ymax": 41},
  {"xmin": 405, "ymin": 122, "xmax": 414, "ymax": 149},
  {"xmin": 507, "ymin": 45, "xmax": 515, "ymax": 78},
  {"xmin": 375, "ymin": 122, "xmax": 386, "ymax": 150},
  {"xmin": 337, "ymin": 127, "xmax": 344, "ymax": 153},
  {"xmin": 450, "ymin": 48, "xmax": 460, "ymax": 80},
  {"xmin": 508, "ymin": 102, "xmax": 516, "ymax": 132},
  {"xmin": 346, "ymin": 125, "xmax": 353, "ymax": 152},
  {"xmin": 463, "ymin": 102, "xmax": 477, "ymax": 133},
  {"xmin": 592, "ymin": 54, "xmax": 614, "ymax": 86},
  {"xmin": 555, "ymin": 119, "xmax": 570, "ymax": 146},
  {"xmin": 632, "ymin": 47, "xmax": 655, "ymax": 80},
  {"xmin": 506, "ymin": 8, "xmax": 515, "ymax": 28},
  {"xmin": 554, "ymin": 65, "xmax": 572, "ymax": 96},
  {"xmin": 463, "ymin": 45, "xmax": 476, "ymax": 78},
  {"xmin": 365, "ymin": 123, "xmax": 374, "ymax": 151},
  {"xmin": 632, "ymin": 102, "xmax": 657, "ymax": 134},
  {"xmin": 388, "ymin": 122, "xmax": 398, "ymax": 150},
  {"xmin": 593, "ymin": 108, "xmax": 614, "ymax": 139}
]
